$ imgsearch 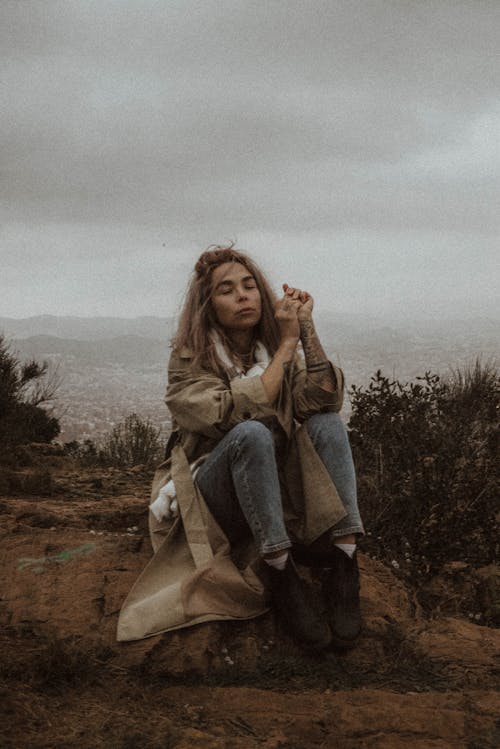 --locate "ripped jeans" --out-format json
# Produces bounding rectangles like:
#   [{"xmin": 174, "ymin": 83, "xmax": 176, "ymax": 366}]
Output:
[{"xmin": 195, "ymin": 412, "xmax": 364, "ymax": 556}]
